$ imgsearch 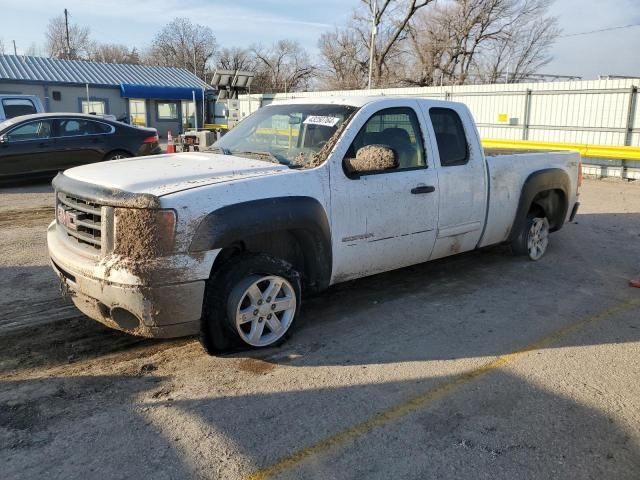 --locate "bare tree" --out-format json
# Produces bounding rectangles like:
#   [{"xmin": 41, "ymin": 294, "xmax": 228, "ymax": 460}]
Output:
[
  {"xmin": 475, "ymin": 3, "xmax": 560, "ymax": 82},
  {"xmin": 318, "ymin": 29, "xmax": 369, "ymax": 89},
  {"xmin": 91, "ymin": 44, "xmax": 140, "ymax": 64},
  {"xmin": 146, "ymin": 18, "xmax": 217, "ymax": 80},
  {"xmin": 404, "ymin": 0, "xmax": 559, "ymax": 85},
  {"xmin": 216, "ymin": 47, "xmax": 256, "ymax": 72},
  {"xmin": 251, "ymin": 40, "xmax": 315, "ymax": 93},
  {"xmin": 318, "ymin": 0, "xmax": 433, "ymax": 89},
  {"xmin": 359, "ymin": 0, "xmax": 434, "ymax": 86},
  {"xmin": 45, "ymin": 15, "xmax": 92, "ymax": 60}
]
